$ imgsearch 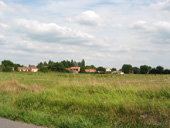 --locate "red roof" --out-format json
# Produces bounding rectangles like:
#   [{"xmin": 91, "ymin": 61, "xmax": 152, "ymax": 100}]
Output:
[
  {"xmin": 85, "ymin": 69, "xmax": 96, "ymax": 72},
  {"xmin": 70, "ymin": 67, "xmax": 80, "ymax": 69},
  {"xmin": 30, "ymin": 66, "xmax": 38, "ymax": 69},
  {"xmin": 18, "ymin": 67, "xmax": 30, "ymax": 70}
]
